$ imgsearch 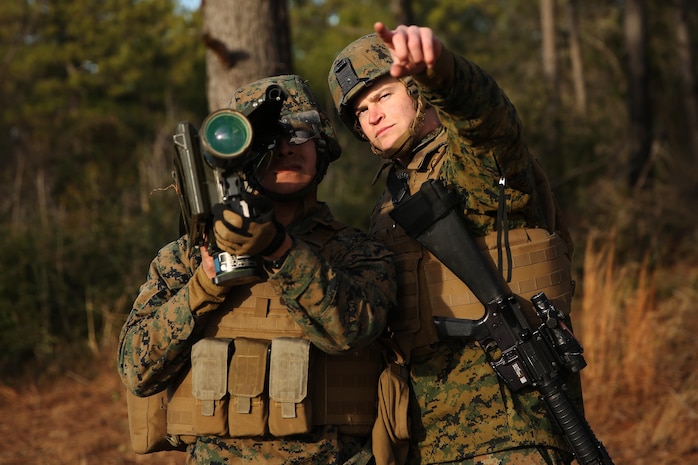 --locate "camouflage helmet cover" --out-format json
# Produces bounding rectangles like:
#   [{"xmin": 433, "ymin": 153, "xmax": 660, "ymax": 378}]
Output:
[
  {"xmin": 231, "ymin": 74, "xmax": 341, "ymax": 162},
  {"xmin": 328, "ymin": 33, "xmax": 393, "ymax": 132}
]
